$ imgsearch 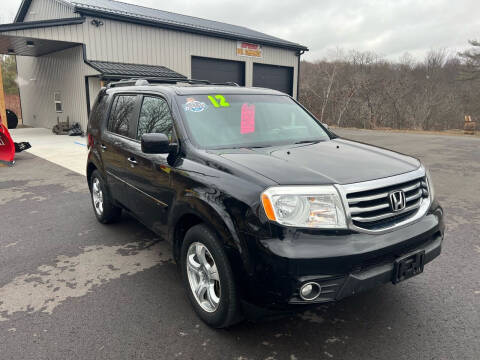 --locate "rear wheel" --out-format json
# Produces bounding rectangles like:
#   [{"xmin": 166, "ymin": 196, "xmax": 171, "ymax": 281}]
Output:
[
  {"xmin": 89, "ymin": 170, "xmax": 121, "ymax": 224},
  {"xmin": 181, "ymin": 224, "xmax": 242, "ymax": 328}
]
